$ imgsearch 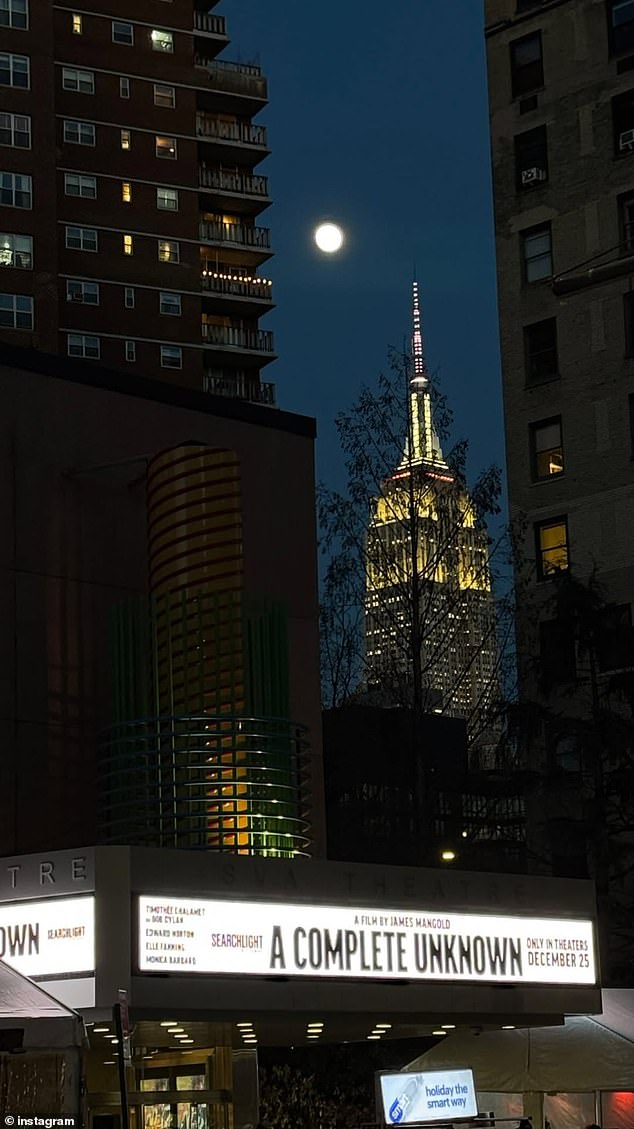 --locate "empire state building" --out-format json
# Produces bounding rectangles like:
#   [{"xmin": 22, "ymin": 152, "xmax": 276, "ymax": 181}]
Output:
[{"xmin": 364, "ymin": 283, "xmax": 499, "ymax": 731}]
